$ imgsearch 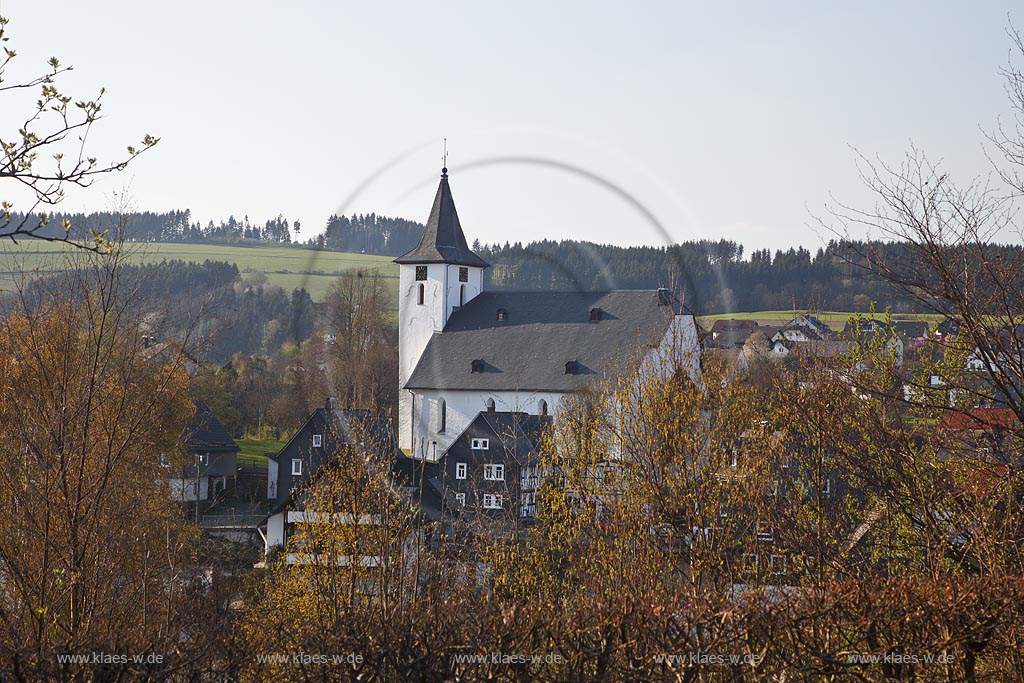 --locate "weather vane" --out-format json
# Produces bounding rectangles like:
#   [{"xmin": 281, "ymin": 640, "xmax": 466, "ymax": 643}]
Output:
[{"xmin": 442, "ymin": 137, "xmax": 448, "ymax": 171}]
